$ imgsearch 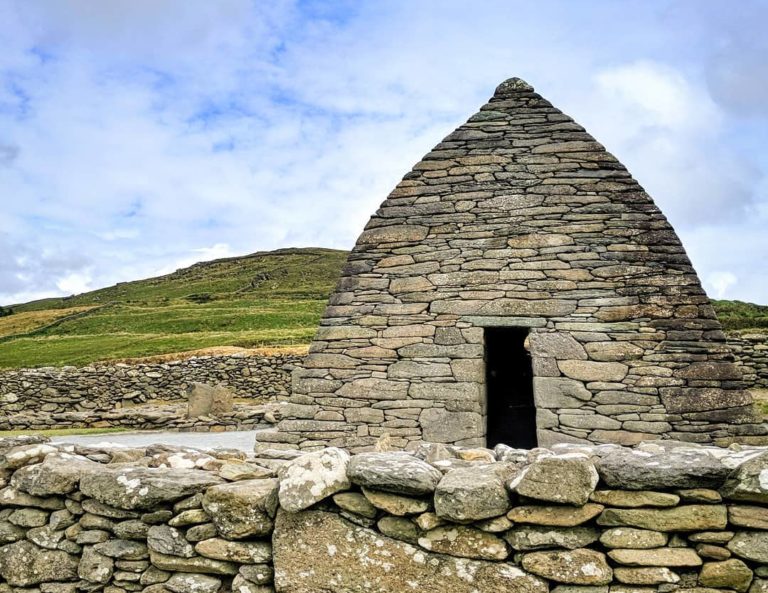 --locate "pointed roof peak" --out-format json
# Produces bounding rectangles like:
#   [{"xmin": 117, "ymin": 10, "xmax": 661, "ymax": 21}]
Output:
[{"xmin": 494, "ymin": 77, "xmax": 534, "ymax": 97}]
